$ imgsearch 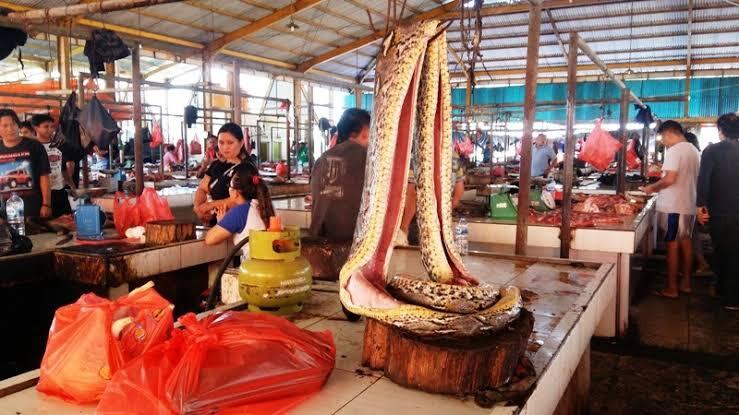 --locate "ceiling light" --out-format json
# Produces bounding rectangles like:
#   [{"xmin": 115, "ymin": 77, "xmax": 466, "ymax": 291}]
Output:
[{"xmin": 287, "ymin": 19, "xmax": 299, "ymax": 32}]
